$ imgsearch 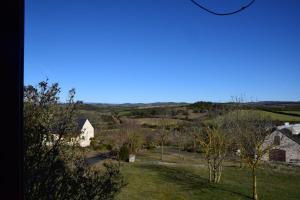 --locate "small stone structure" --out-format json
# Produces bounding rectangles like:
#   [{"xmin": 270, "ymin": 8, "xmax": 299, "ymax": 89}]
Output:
[{"xmin": 129, "ymin": 154, "xmax": 136, "ymax": 162}]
